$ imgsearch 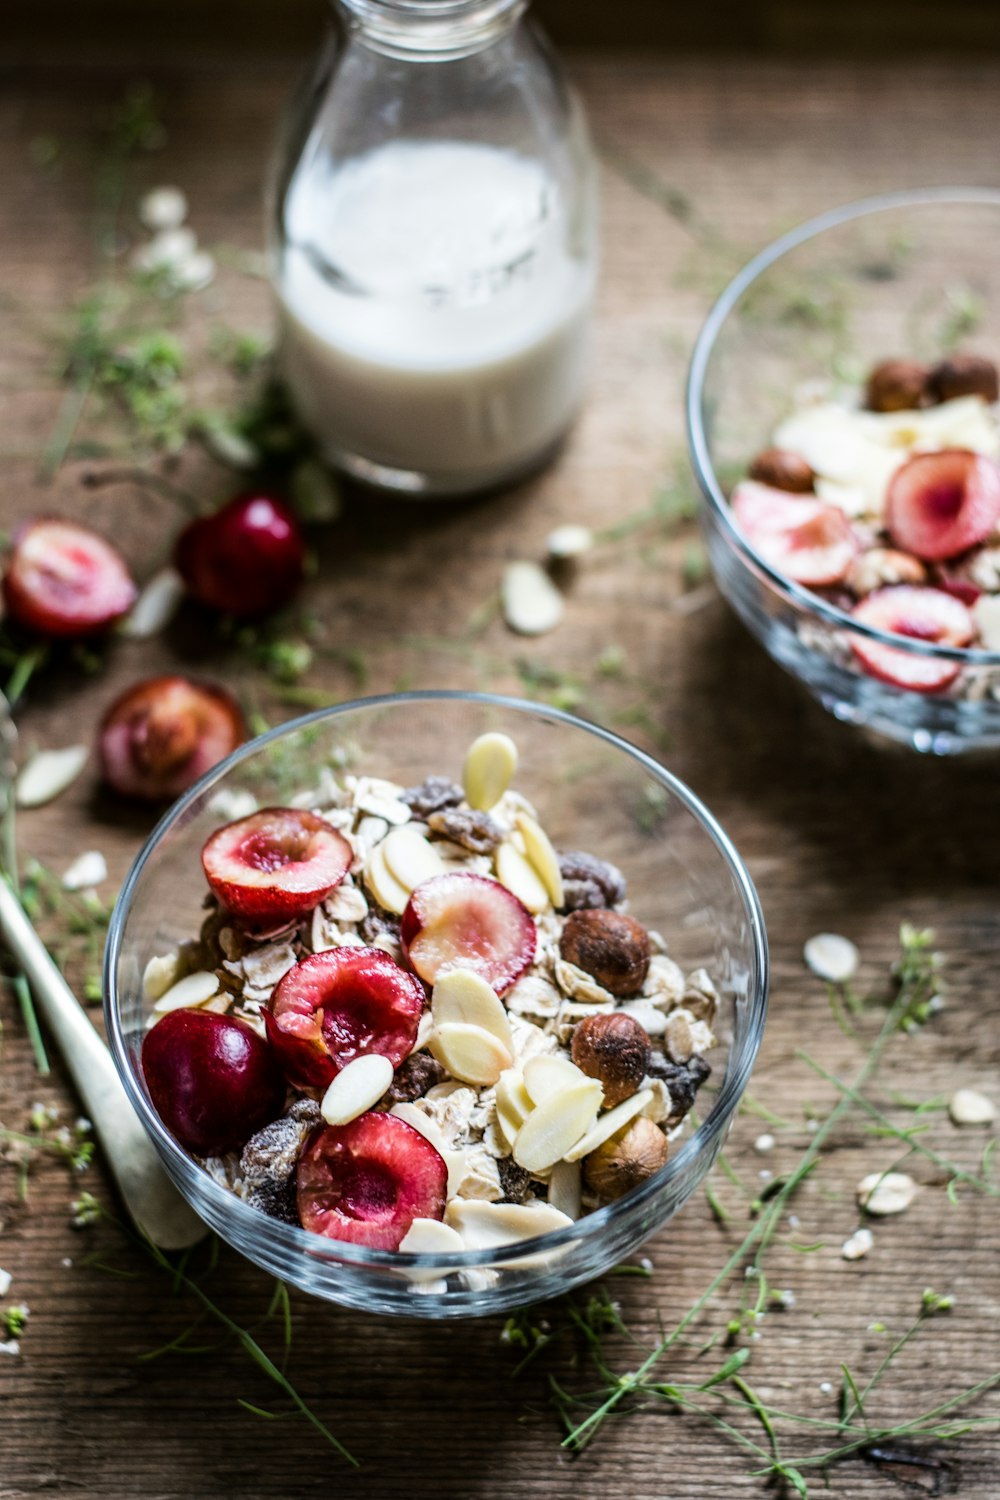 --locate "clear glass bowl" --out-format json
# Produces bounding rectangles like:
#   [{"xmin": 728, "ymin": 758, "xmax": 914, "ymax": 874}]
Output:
[
  {"xmin": 104, "ymin": 692, "xmax": 767, "ymax": 1319},
  {"xmin": 687, "ymin": 187, "xmax": 1000, "ymax": 754}
]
